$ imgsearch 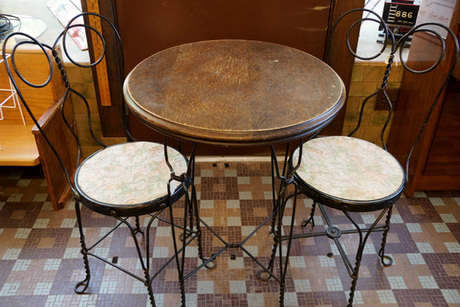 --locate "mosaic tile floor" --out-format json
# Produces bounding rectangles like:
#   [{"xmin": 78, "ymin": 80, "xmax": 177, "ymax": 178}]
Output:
[{"xmin": 1, "ymin": 162, "xmax": 460, "ymax": 307}]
